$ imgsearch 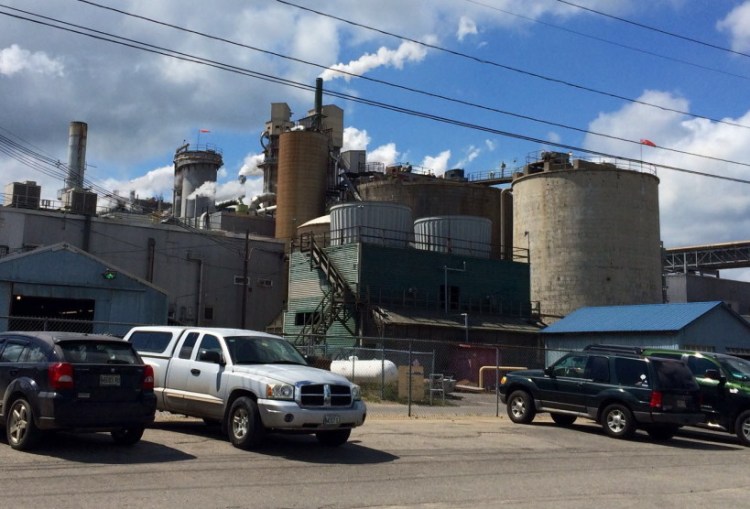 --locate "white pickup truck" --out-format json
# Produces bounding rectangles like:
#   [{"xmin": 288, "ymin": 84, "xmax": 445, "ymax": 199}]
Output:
[{"xmin": 122, "ymin": 326, "xmax": 366, "ymax": 449}]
